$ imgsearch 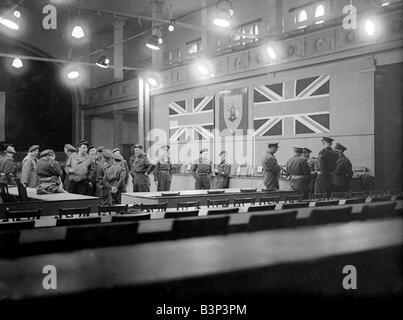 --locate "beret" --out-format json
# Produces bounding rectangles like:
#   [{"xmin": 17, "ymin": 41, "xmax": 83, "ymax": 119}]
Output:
[
  {"xmin": 78, "ymin": 140, "xmax": 89, "ymax": 147},
  {"xmin": 96, "ymin": 146, "xmax": 104, "ymax": 152},
  {"xmin": 29, "ymin": 145, "xmax": 39, "ymax": 153},
  {"xmin": 302, "ymin": 147, "xmax": 312, "ymax": 153},
  {"xmin": 334, "ymin": 143, "xmax": 347, "ymax": 151},
  {"xmin": 112, "ymin": 148, "xmax": 120, "ymax": 154},
  {"xmin": 268, "ymin": 142, "xmax": 279, "ymax": 148},
  {"xmin": 40, "ymin": 149, "xmax": 55, "ymax": 158},
  {"xmin": 322, "ymin": 137, "xmax": 334, "ymax": 143},
  {"xmin": 102, "ymin": 149, "xmax": 113, "ymax": 159}
]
